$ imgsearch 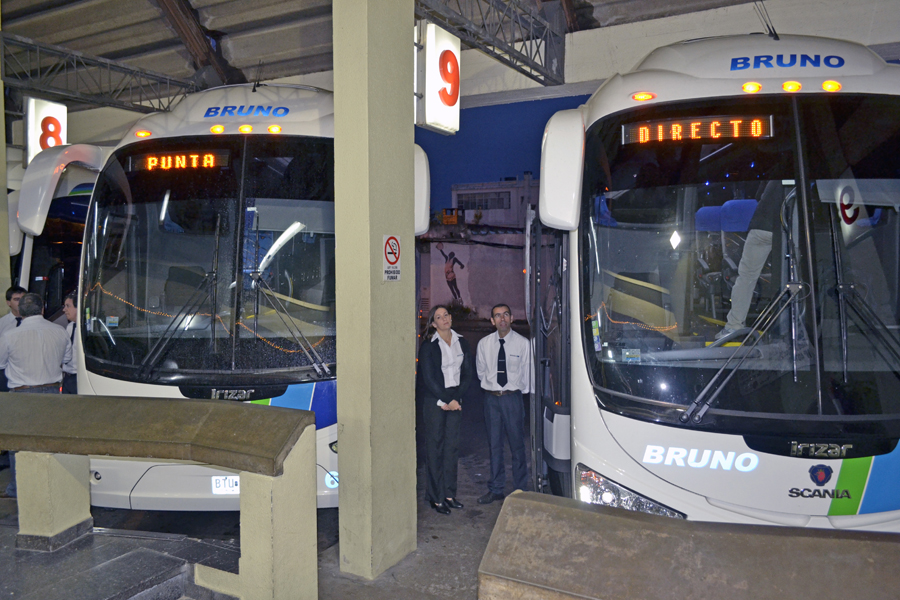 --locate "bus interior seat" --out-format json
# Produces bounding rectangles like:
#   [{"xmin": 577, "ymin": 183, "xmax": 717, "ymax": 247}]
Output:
[
  {"xmin": 720, "ymin": 199, "xmax": 758, "ymax": 272},
  {"xmin": 164, "ymin": 266, "xmax": 207, "ymax": 309},
  {"xmin": 694, "ymin": 205, "xmax": 723, "ymax": 318}
]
